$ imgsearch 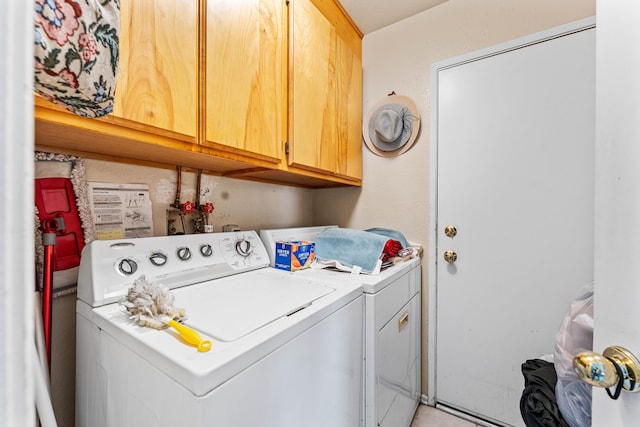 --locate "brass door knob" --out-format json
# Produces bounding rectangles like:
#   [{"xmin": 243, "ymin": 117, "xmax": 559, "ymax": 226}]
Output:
[
  {"xmin": 573, "ymin": 346, "xmax": 640, "ymax": 392},
  {"xmin": 444, "ymin": 225, "xmax": 457, "ymax": 238},
  {"xmin": 573, "ymin": 351, "xmax": 619, "ymax": 388},
  {"xmin": 443, "ymin": 250, "xmax": 457, "ymax": 264}
]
